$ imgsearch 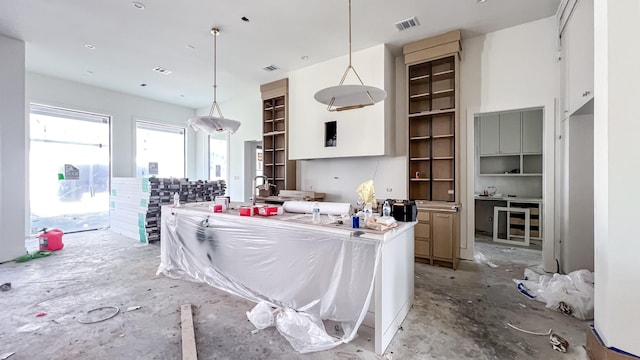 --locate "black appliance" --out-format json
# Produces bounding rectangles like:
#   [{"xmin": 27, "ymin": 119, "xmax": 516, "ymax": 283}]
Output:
[{"xmin": 392, "ymin": 200, "xmax": 417, "ymax": 222}]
